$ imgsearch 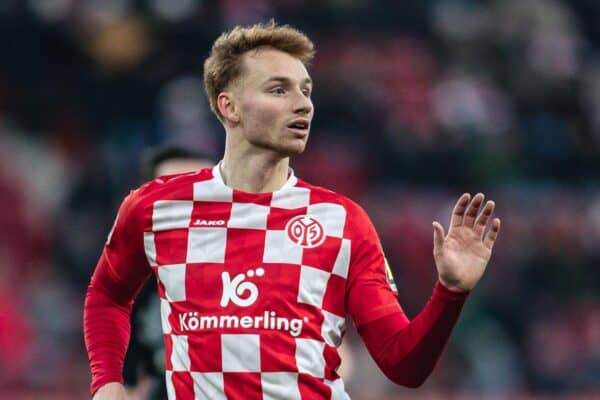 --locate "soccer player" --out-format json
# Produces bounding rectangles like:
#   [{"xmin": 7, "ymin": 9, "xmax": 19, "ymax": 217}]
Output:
[
  {"xmin": 123, "ymin": 146, "xmax": 214, "ymax": 400},
  {"xmin": 84, "ymin": 22, "xmax": 501, "ymax": 400}
]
